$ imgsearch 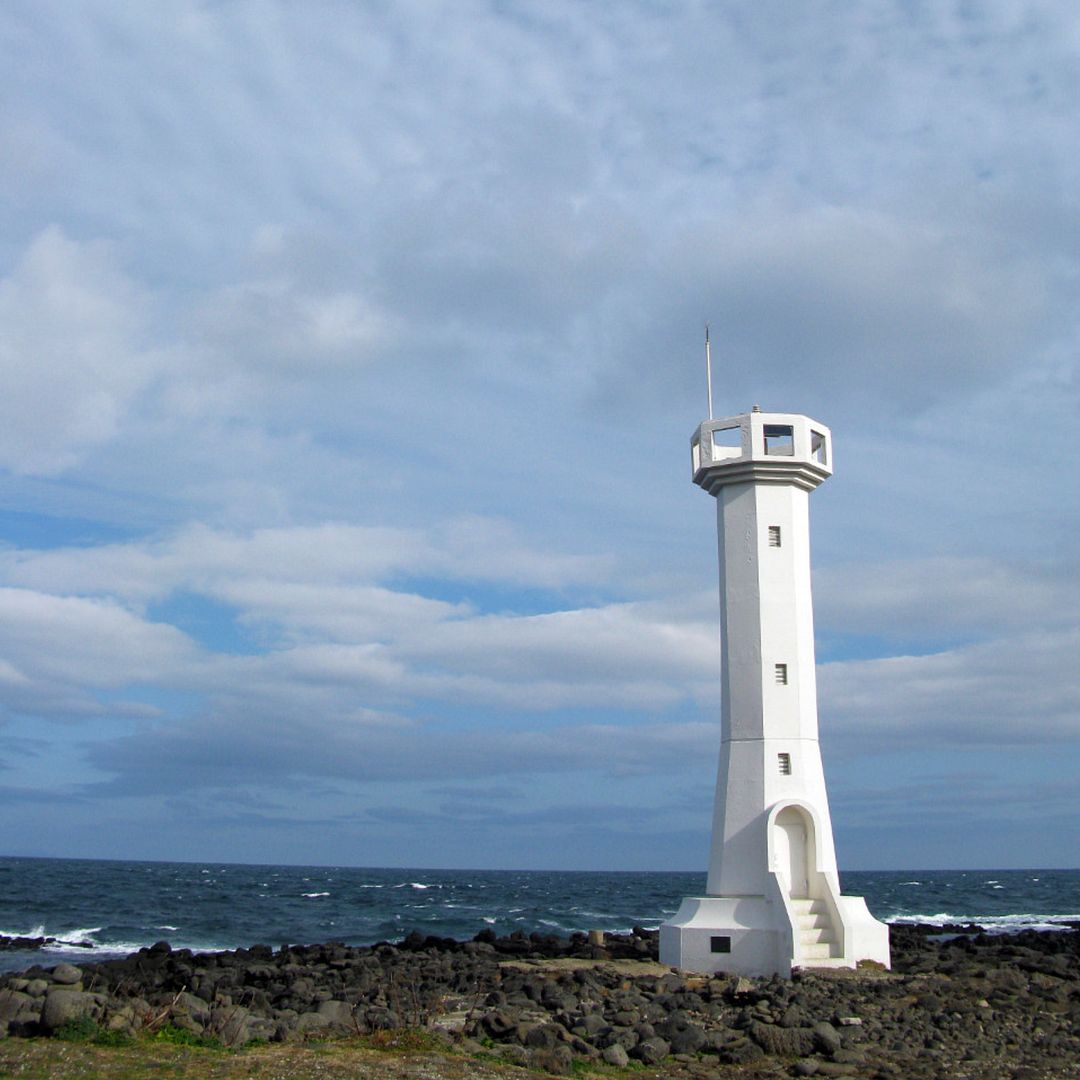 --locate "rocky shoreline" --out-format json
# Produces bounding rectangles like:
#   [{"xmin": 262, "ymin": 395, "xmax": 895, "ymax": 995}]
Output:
[{"xmin": 1, "ymin": 923, "xmax": 1078, "ymax": 1078}]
